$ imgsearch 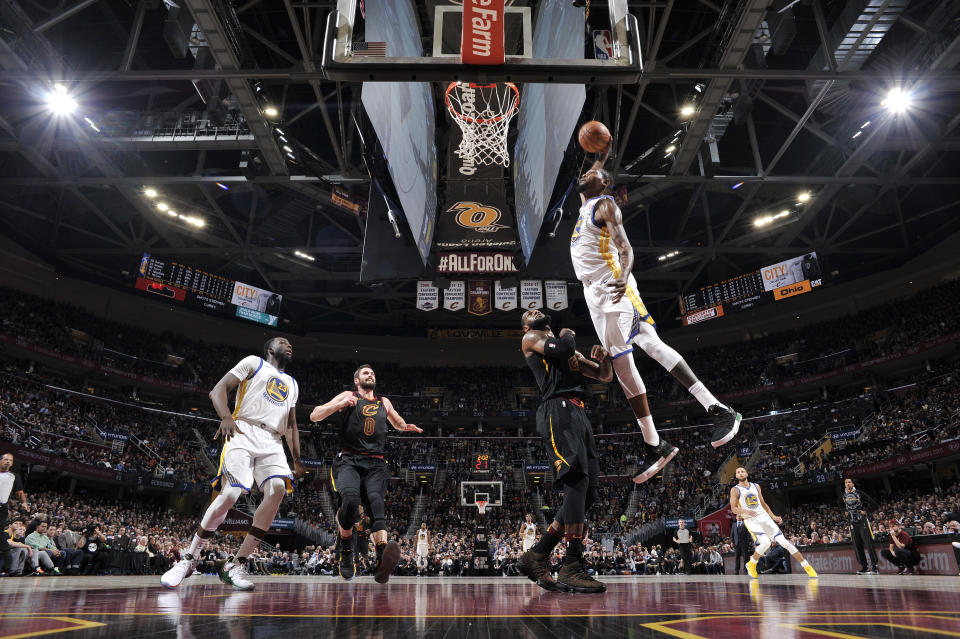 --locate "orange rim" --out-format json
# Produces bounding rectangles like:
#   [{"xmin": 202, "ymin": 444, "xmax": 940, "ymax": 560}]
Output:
[{"xmin": 445, "ymin": 82, "xmax": 520, "ymax": 124}]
